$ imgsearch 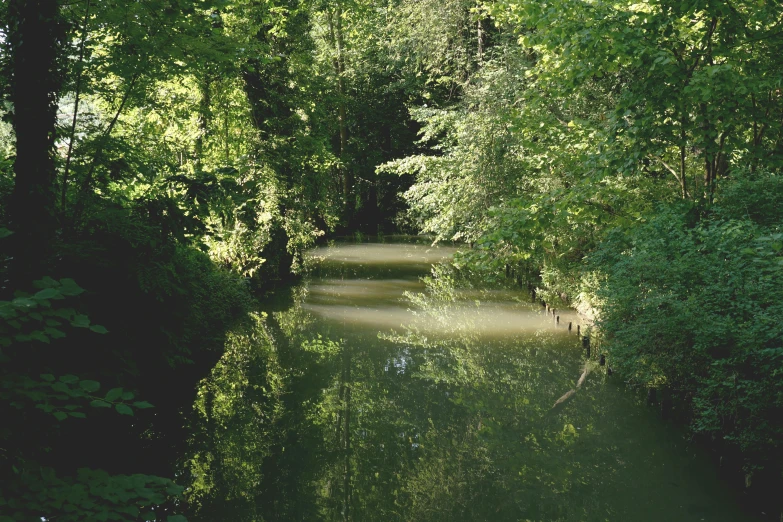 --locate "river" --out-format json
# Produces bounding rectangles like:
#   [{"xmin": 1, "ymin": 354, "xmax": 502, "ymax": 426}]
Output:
[{"xmin": 183, "ymin": 238, "xmax": 756, "ymax": 521}]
